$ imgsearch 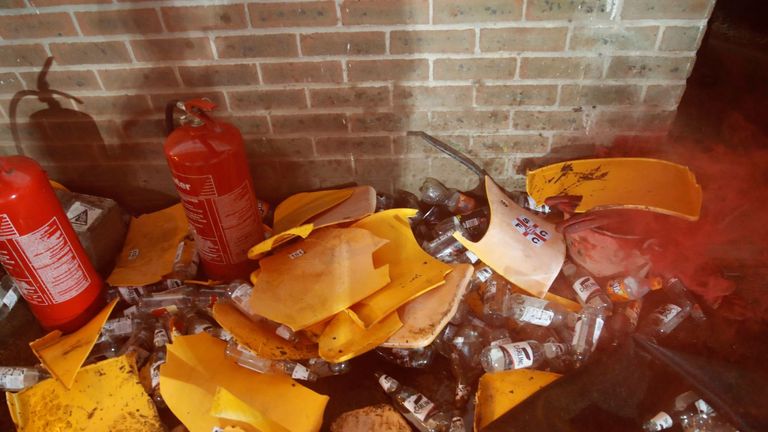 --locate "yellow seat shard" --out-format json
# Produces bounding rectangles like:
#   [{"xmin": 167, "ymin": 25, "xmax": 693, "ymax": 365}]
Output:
[
  {"xmin": 249, "ymin": 227, "xmax": 391, "ymax": 331},
  {"xmin": 272, "ymin": 188, "xmax": 354, "ymax": 234},
  {"xmin": 29, "ymin": 298, "xmax": 118, "ymax": 389},
  {"xmin": 526, "ymin": 157, "xmax": 702, "ymax": 221},
  {"xmin": 107, "ymin": 203, "xmax": 190, "ymax": 286},
  {"xmin": 454, "ymin": 177, "xmax": 566, "ymax": 298},
  {"xmin": 210, "ymin": 387, "xmax": 291, "ymax": 432},
  {"xmin": 212, "ymin": 302, "xmax": 317, "ymax": 360},
  {"xmin": 318, "ymin": 309, "xmax": 402, "ymax": 363},
  {"xmin": 6, "ymin": 355, "xmax": 163, "ymax": 432},
  {"xmin": 248, "ymin": 224, "xmax": 315, "ymax": 259},
  {"xmin": 382, "ymin": 264, "xmax": 474, "ymax": 349},
  {"xmin": 309, "ymin": 185, "xmax": 377, "ymax": 228},
  {"xmin": 474, "ymin": 369, "xmax": 561, "ymax": 431},
  {"xmin": 350, "ymin": 209, "xmax": 452, "ymax": 327},
  {"xmin": 160, "ymin": 333, "xmax": 328, "ymax": 432}
]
